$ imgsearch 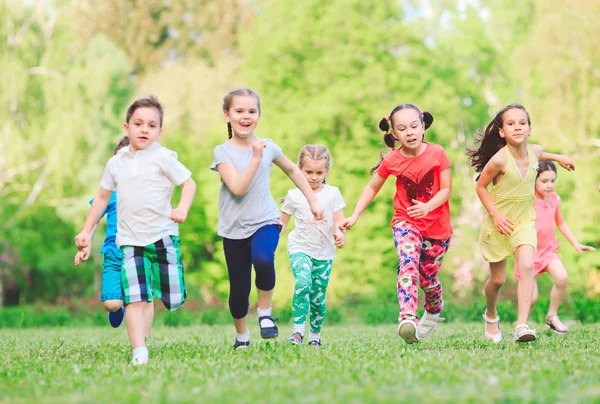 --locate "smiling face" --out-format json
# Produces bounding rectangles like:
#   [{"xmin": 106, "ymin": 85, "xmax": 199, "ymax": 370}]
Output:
[
  {"xmin": 499, "ymin": 108, "xmax": 531, "ymax": 146},
  {"xmin": 390, "ymin": 108, "xmax": 425, "ymax": 152},
  {"xmin": 224, "ymin": 94, "xmax": 260, "ymax": 140},
  {"xmin": 124, "ymin": 107, "xmax": 162, "ymax": 153},
  {"xmin": 300, "ymin": 158, "xmax": 328, "ymax": 191},
  {"xmin": 535, "ymin": 169, "xmax": 557, "ymax": 198}
]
